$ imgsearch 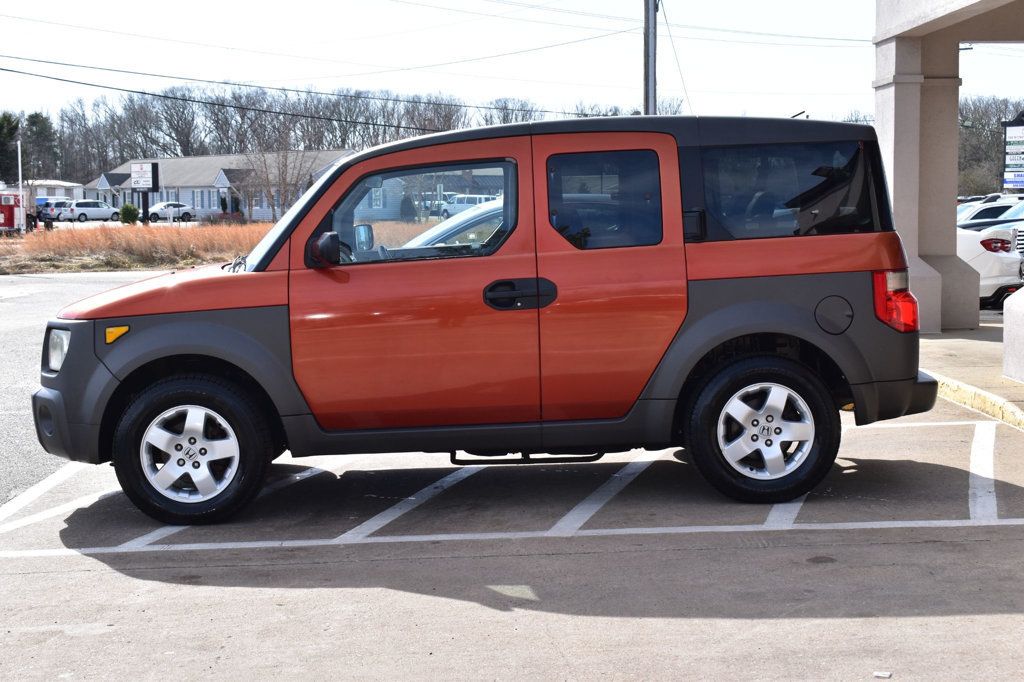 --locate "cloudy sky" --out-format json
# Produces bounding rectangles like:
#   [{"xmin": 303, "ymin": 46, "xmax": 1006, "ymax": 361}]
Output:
[{"xmin": 1, "ymin": 0, "xmax": 1022, "ymax": 122}]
